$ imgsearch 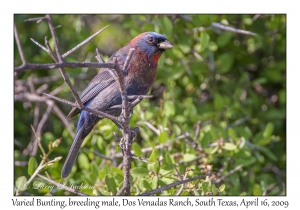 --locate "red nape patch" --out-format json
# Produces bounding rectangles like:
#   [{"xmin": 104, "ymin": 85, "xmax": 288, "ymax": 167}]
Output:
[{"xmin": 129, "ymin": 32, "xmax": 148, "ymax": 45}]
